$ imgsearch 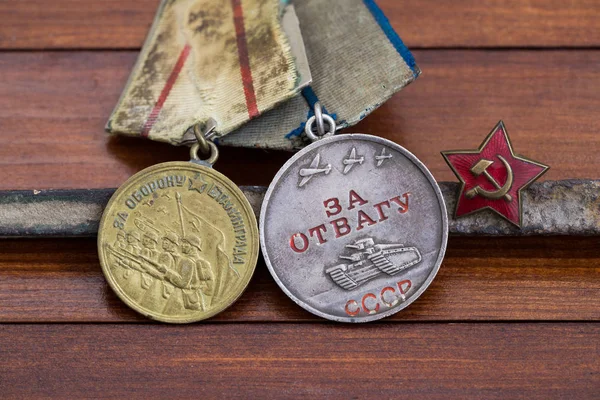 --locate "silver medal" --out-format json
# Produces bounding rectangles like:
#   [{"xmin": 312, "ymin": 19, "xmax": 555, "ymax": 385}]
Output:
[{"xmin": 260, "ymin": 109, "xmax": 448, "ymax": 322}]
